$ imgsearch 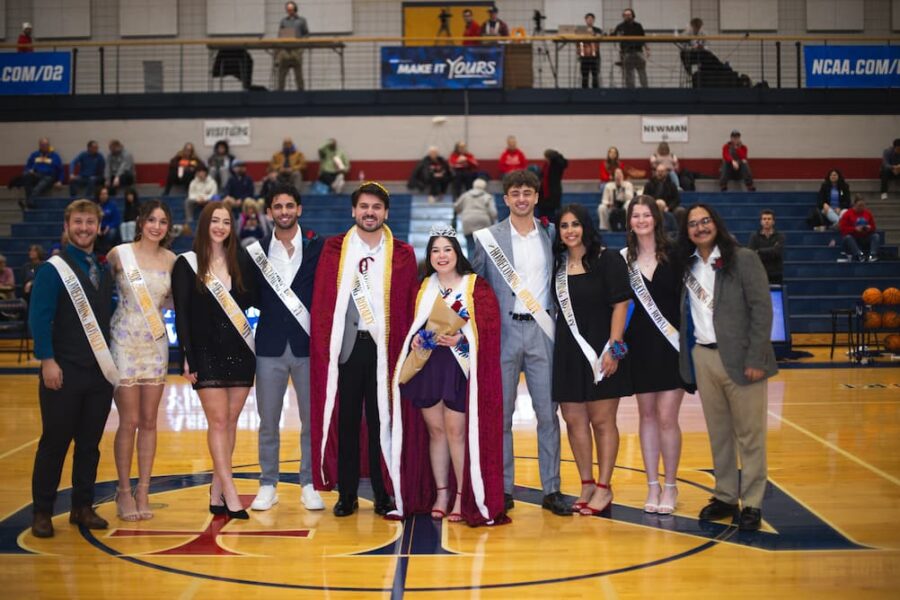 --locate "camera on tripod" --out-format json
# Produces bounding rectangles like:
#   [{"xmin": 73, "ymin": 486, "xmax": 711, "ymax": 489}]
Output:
[
  {"xmin": 438, "ymin": 8, "xmax": 451, "ymax": 25},
  {"xmin": 533, "ymin": 10, "xmax": 546, "ymax": 33}
]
